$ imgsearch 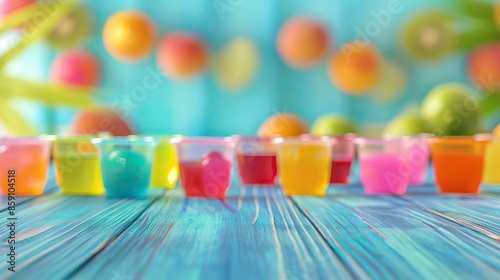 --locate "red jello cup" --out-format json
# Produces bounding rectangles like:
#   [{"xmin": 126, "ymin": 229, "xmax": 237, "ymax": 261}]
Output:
[
  {"xmin": 171, "ymin": 137, "xmax": 235, "ymax": 199},
  {"xmin": 232, "ymin": 136, "xmax": 277, "ymax": 186}
]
